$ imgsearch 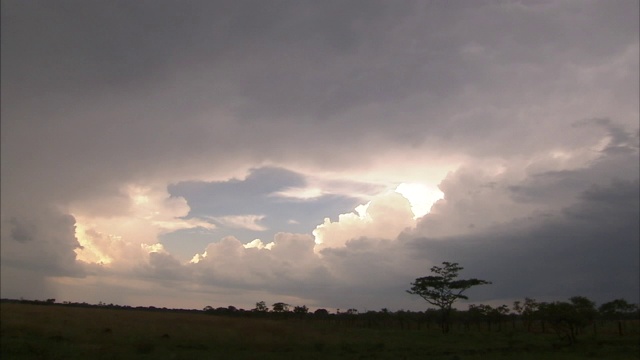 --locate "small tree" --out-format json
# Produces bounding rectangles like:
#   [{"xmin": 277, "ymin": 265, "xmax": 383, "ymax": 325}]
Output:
[
  {"xmin": 314, "ymin": 308, "xmax": 329, "ymax": 316},
  {"xmin": 272, "ymin": 302, "xmax": 291, "ymax": 313},
  {"xmin": 490, "ymin": 304, "xmax": 510, "ymax": 331},
  {"xmin": 599, "ymin": 298, "xmax": 638, "ymax": 319},
  {"xmin": 407, "ymin": 261, "xmax": 491, "ymax": 333},
  {"xmin": 513, "ymin": 297, "xmax": 540, "ymax": 332},
  {"xmin": 253, "ymin": 301, "xmax": 269, "ymax": 312},
  {"xmin": 538, "ymin": 296, "xmax": 597, "ymax": 345},
  {"xmin": 599, "ymin": 298, "xmax": 639, "ymax": 336}
]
